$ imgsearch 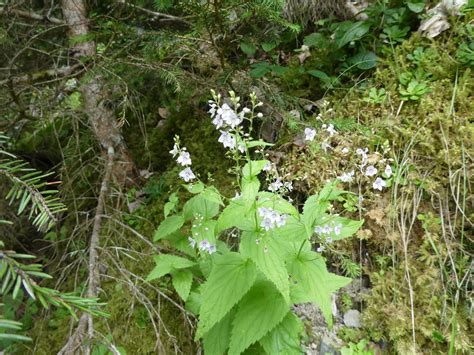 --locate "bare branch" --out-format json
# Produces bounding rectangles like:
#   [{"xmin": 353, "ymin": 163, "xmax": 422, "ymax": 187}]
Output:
[
  {"xmin": 0, "ymin": 6, "xmax": 64, "ymax": 25},
  {"xmin": 115, "ymin": 0, "xmax": 190, "ymax": 25}
]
